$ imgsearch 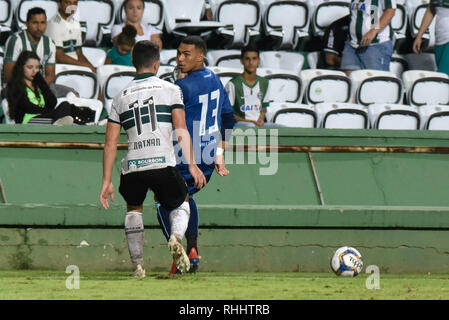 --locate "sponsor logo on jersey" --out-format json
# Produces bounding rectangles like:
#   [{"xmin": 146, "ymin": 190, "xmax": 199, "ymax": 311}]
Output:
[
  {"xmin": 128, "ymin": 156, "xmax": 166, "ymax": 169},
  {"xmin": 240, "ymin": 104, "xmax": 262, "ymax": 112}
]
